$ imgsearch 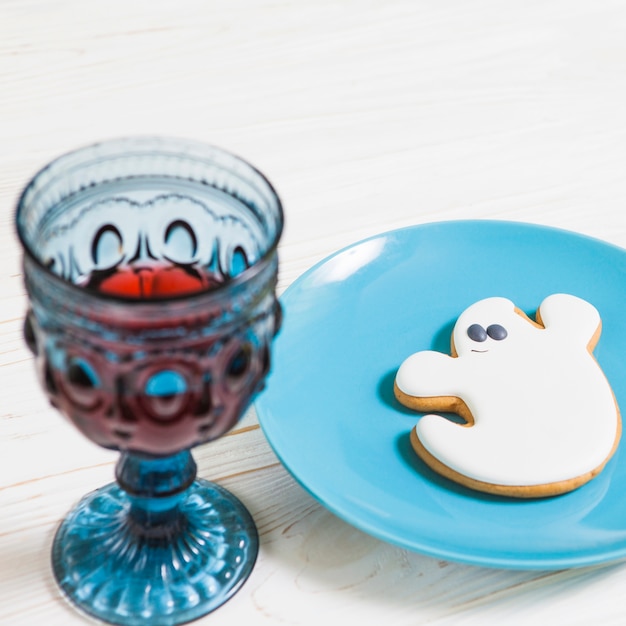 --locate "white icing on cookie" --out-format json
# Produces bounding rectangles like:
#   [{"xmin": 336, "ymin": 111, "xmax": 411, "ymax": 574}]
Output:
[{"xmin": 395, "ymin": 294, "xmax": 620, "ymax": 488}]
